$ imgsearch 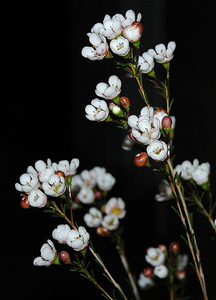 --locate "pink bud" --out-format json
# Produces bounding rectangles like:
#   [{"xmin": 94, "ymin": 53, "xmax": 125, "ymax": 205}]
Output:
[
  {"xmin": 134, "ymin": 152, "xmax": 148, "ymax": 167},
  {"xmin": 143, "ymin": 267, "xmax": 153, "ymax": 278},
  {"xmin": 162, "ymin": 116, "xmax": 172, "ymax": 130},
  {"xmin": 170, "ymin": 241, "xmax": 180, "ymax": 254},
  {"xmin": 176, "ymin": 270, "xmax": 186, "ymax": 280},
  {"xmin": 120, "ymin": 96, "xmax": 130, "ymax": 109},
  {"xmin": 59, "ymin": 251, "xmax": 70, "ymax": 264}
]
